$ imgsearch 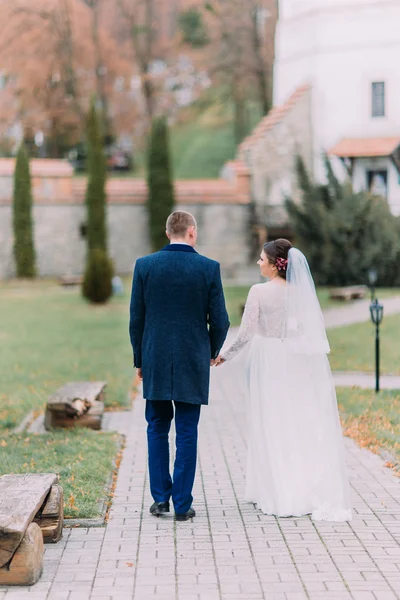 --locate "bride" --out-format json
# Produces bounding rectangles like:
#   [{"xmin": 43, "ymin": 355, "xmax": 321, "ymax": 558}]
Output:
[{"xmin": 217, "ymin": 239, "xmax": 352, "ymax": 521}]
